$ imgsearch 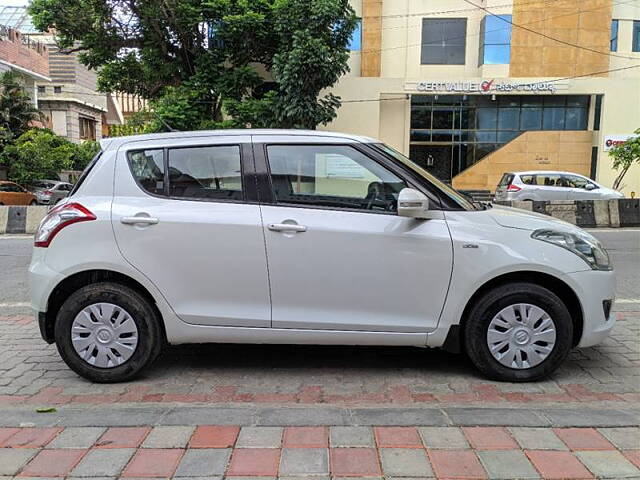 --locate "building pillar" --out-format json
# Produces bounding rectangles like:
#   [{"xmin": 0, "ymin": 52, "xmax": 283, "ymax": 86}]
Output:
[{"xmin": 361, "ymin": 0, "xmax": 382, "ymax": 77}]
